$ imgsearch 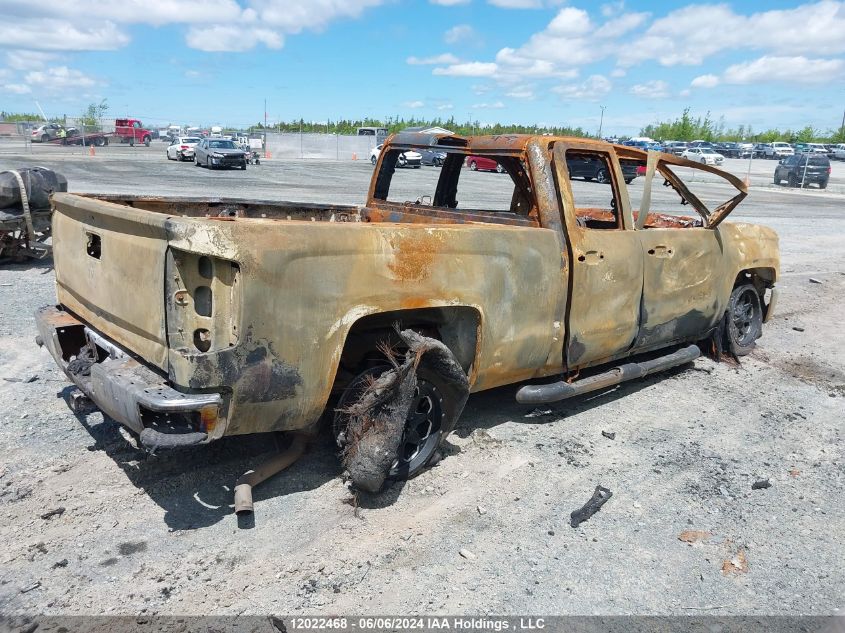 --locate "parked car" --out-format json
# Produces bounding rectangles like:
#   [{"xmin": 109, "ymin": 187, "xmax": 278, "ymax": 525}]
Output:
[
  {"xmin": 663, "ymin": 141, "xmax": 689, "ymax": 156},
  {"xmin": 419, "ymin": 148, "xmax": 447, "ymax": 166},
  {"xmin": 738, "ymin": 142, "xmax": 754, "ymax": 157},
  {"xmin": 567, "ymin": 155, "xmax": 638, "ymax": 184},
  {"xmin": 714, "ymin": 142, "xmax": 752, "ymax": 159},
  {"xmin": 689, "ymin": 140, "xmax": 715, "ymax": 149},
  {"xmin": 466, "ymin": 156, "xmax": 504, "ymax": 172},
  {"xmin": 764, "ymin": 142, "xmax": 794, "ymax": 159},
  {"xmin": 793, "ymin": 142, "xmax": 828, "ymax": 155},
  {"xmin": 681, "ymin": 147, "xmax": 724, "ymax": 165},
  {"xmin": 753, "ymin": 143, "xmax": 771, "ymax": 158},
  {"xmin": 166, "ymin": 136, "xmax": 202, "ymax": 162},
  {"xmin": 773, "ymin": 154, "xmax": 830, "ymax": 188},
  {"xmin": 194, "ymin": 138, "xmax": 247, "ymax": 170},
  {"xmin": 369, "ymin": 144, "xmax": 422, "ymax": 168},
  {"xmin": 30, "ymin": 123, "xmax": 64, "ymax": 143},
  {"xmin": 831, "ymin": 143, "xmax": 845, "ymax": 160}
]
